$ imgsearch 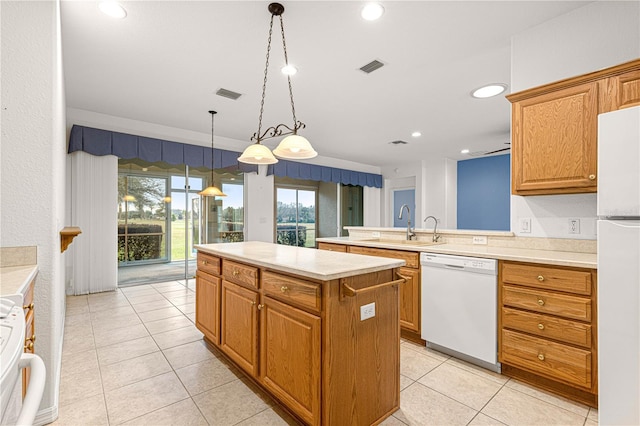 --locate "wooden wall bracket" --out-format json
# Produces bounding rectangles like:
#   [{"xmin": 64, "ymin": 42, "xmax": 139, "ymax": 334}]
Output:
[{"xmin": 60, "ymin": 227, "xmax": 82, "ymax": 253}]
